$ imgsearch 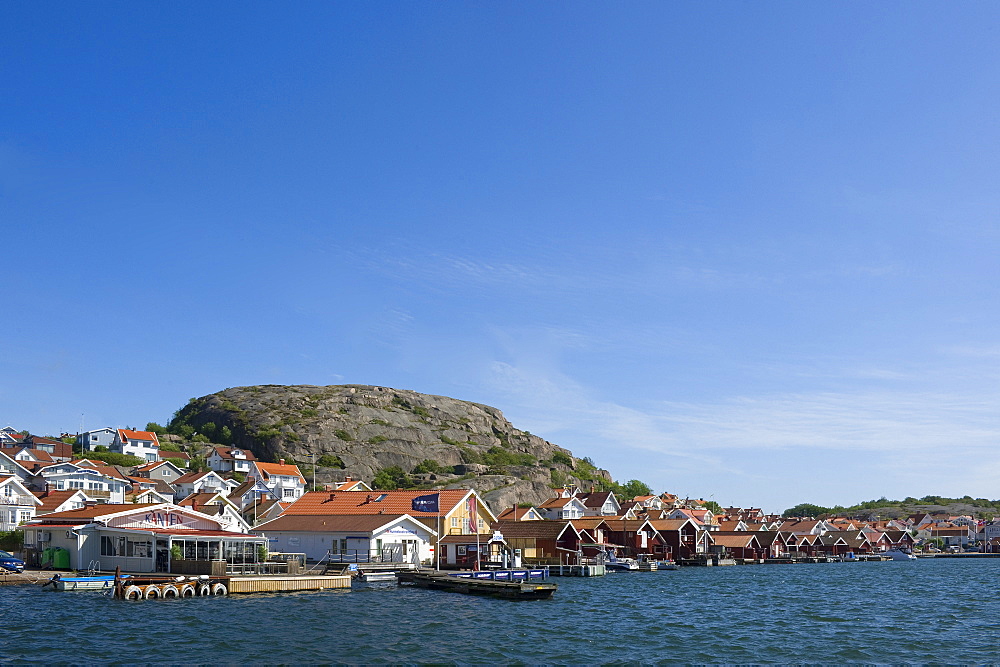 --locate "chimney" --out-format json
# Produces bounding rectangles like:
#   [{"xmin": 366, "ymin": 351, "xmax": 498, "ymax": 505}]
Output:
[
  {"xmin": 279, "ymin": 458, "xmax": 285, "ymax": 466},
  {"xmin": 345, "ymin": 476, "xmax": 352, "ymax": 483},
  {"xmin": 328, "ymin": 492, "xmax": 336, "ymax": 502},
  {"xmin": 84, "ymin": 500, "xmax": 97, "ymax": 508},
  {"xmin": 44, "ymin": 482, "xmax": 51, "ymax": 498},
  {"xmin": 192, "ymin": 499, "xmax": 198, "ymax": 512}
]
